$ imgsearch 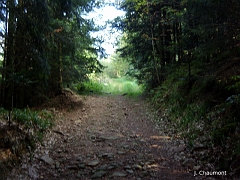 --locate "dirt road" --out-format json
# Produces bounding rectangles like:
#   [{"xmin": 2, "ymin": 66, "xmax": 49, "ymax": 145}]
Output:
[{"xmin": 7, "ymin": 94, "xmax": 193, "ymax": 179}]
